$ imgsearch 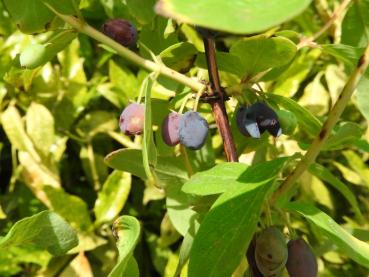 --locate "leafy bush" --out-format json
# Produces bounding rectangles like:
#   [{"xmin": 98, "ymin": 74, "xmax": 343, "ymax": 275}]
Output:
[{"xmin": 1, "ymin": 0, "xmax": 369, "ymax": 276}]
